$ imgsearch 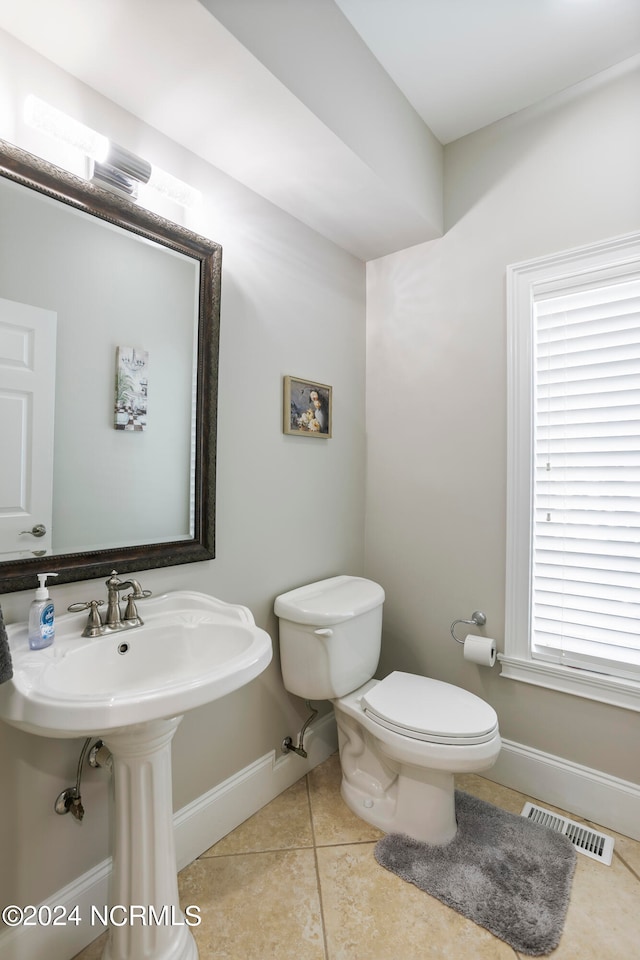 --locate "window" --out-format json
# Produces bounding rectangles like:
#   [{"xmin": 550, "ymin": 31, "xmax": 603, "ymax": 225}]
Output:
[{"xmin": 502, "ymin": 233, "xmax": 640, "ymax": 711}]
